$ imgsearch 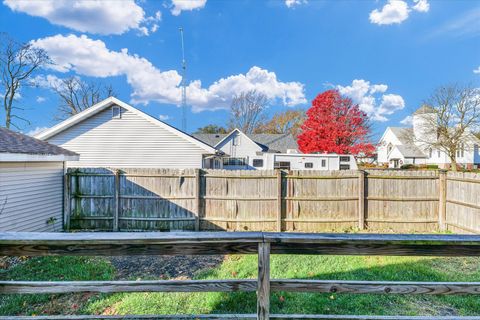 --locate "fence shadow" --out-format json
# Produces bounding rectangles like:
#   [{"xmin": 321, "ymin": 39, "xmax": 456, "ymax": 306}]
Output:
[{"xmin": 68, "ymin": 168, "xmax": 222, "ymax": 231}]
